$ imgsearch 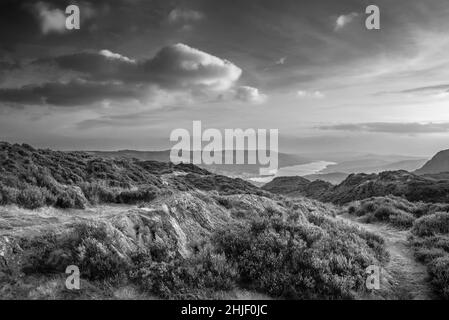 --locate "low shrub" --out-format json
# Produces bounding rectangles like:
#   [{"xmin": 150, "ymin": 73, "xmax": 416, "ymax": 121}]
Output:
[
  {"xmin": 130, "ymin": 244, "xmax": 238, "ymax": 299},
  {"xmin": 428, "ymin": 256, "xmax": 449, "ymax": 299},
  {"xmin": 412, "ymin": 212, "xmax": 449, "ymax": 237},
  {"xmin": 212, "ymin": 215, "xmax": 387, "ymax": 299},
  {"xmin": 16, "ymin": 186, "xmax": 46, "ymax": 209},
  {"xmin": 80, "ymin": 182, "xmax": 119, "ymax": 204},
  {"xmin": 20, "ymin": 222, "xmax": 129, "ymax": 282},
  {"xmin": 118, "ymin": 187, "xmax": 158, "ymax": 204},
  {"xmin": 410, "ymin": 212, "xmax": 449, "ymax": 299},
  {"xmin": 348, "ymin": 197, "xmax": 418, "ymax": 229}
]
